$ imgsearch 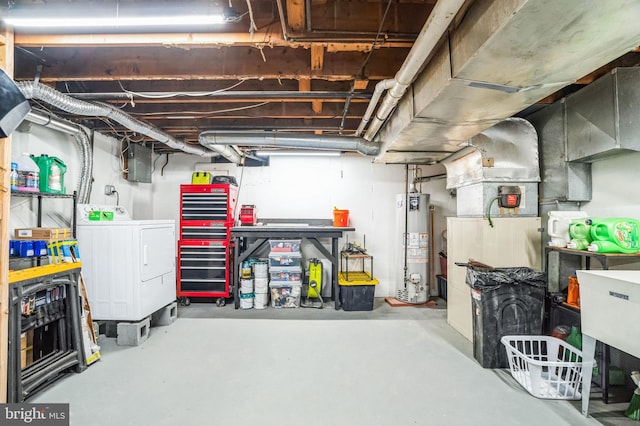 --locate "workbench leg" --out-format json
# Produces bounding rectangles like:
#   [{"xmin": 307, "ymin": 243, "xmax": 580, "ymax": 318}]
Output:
[
  {"xmin": 582, "ymin": 334, "xmax": 596, "ymax": 417},
  {"xmin": 332, "ymin": 238, "xmax": 340, "ymax": 310},
  {"xmin": 233, "ymin": 237, "xmax": 240, "ymax": 309}
]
